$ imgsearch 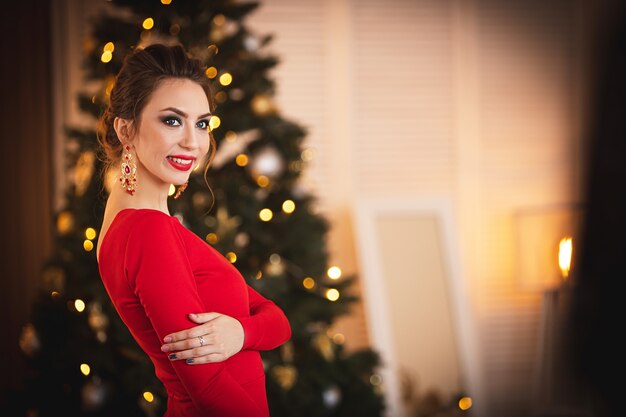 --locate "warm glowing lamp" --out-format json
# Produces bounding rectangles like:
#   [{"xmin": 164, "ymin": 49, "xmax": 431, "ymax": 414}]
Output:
[{"xmin": 558, "ymin": 236, "xmax": 572, "ymax": 280}]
